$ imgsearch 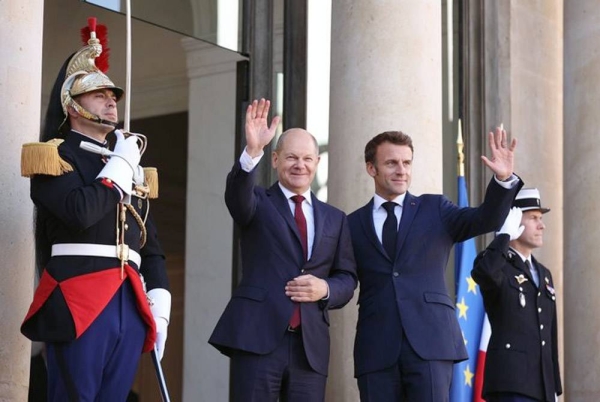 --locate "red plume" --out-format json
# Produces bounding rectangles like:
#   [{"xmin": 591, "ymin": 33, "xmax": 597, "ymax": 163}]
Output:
[{"xmin": 81, "ymin": 17, "xmax": 110, "ymax": 72}]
